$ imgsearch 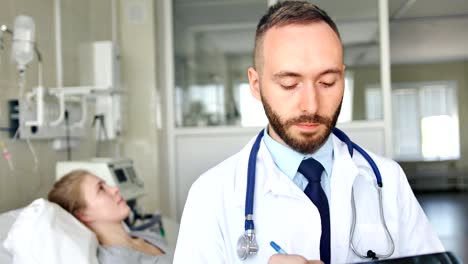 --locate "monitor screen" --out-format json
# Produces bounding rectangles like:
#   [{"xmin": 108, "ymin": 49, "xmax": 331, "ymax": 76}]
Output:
[
  {"xmin": 125, "ymin": 167, "xmax": 137, "ymax": 182},
  {"xmin": 114, "ymin": 168, "xmax": 127, "ymax": 183}
]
